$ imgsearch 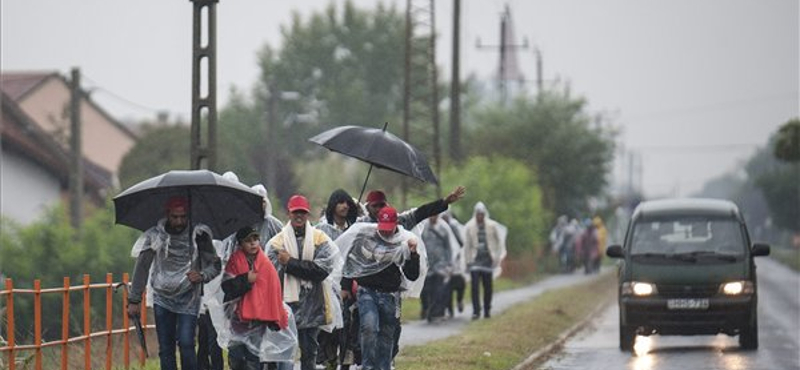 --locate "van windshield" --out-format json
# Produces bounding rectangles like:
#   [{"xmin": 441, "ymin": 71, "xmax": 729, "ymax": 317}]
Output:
[{"xmin": 630, "ymin": 217, "xmax": 745, "ymax": 257}]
